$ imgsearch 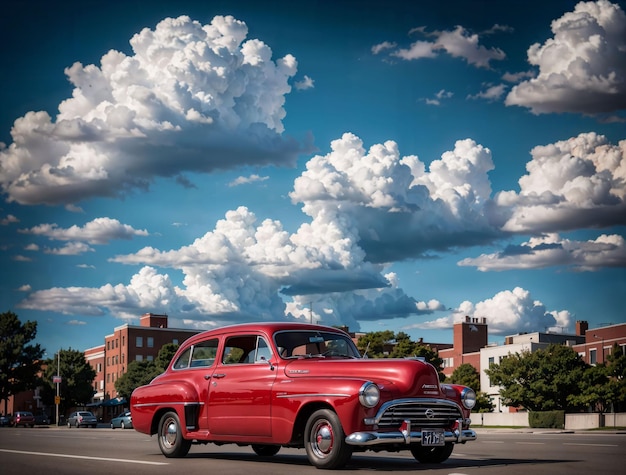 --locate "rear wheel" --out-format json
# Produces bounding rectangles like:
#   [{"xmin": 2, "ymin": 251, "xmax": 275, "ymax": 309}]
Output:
[
  {"xmin": 252, "ymin": 445, "xmax": 280, "ymax": 457},
  {"xmin": 157, "ymin": 411, "xmax": 191, "ymax": 458},
  {"xmin": 410, "ymin": 443, "xmax": 454, "ymax": 463},
  {"xmin": 304, "ymin": 409, "xmax": 352, "ymax": 469}
]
